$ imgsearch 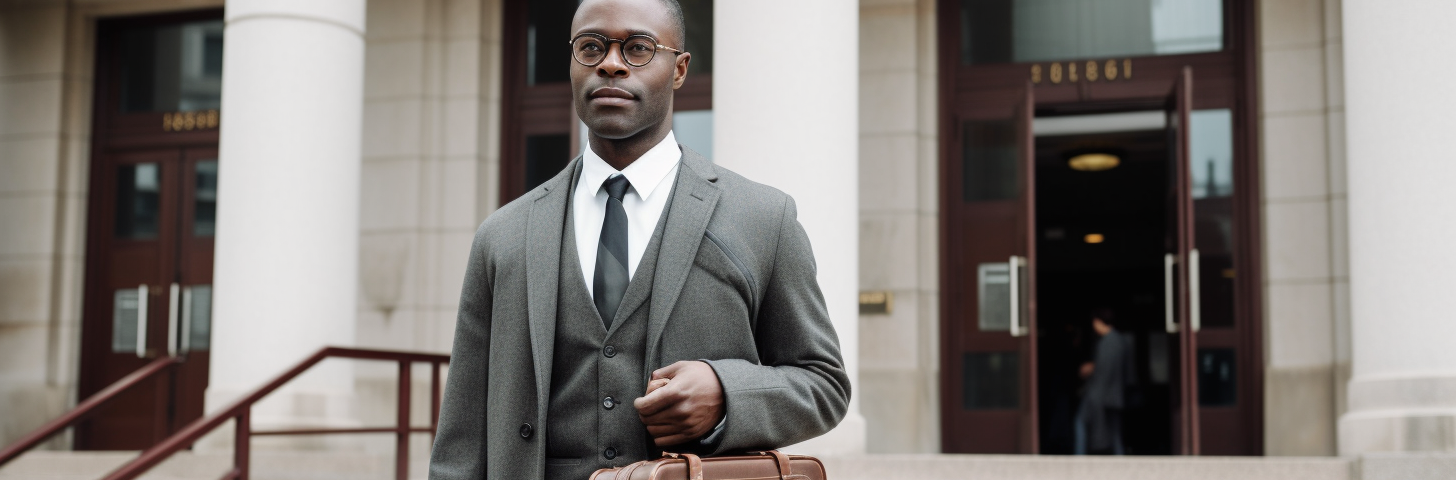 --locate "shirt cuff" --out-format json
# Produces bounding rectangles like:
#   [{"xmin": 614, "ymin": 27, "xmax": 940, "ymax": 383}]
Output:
[{"xmin": 699, "ymin": 414, "xmax": 727, "ymax": 445}]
